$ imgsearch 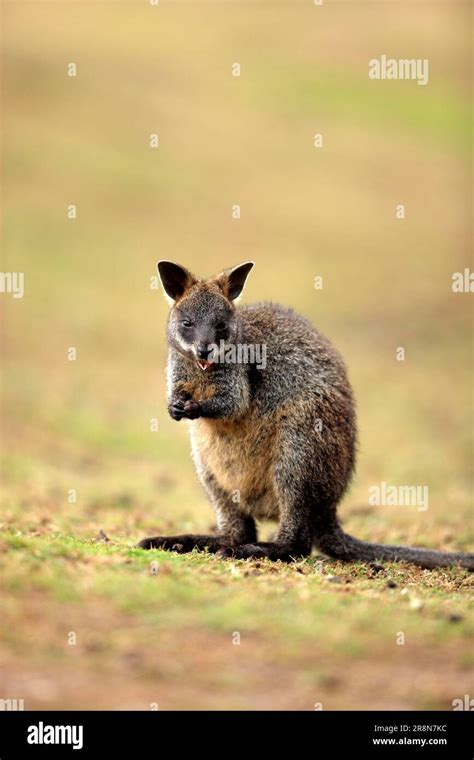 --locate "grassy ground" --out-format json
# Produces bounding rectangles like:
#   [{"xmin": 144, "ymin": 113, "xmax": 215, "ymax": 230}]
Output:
[
  {"xmin": 1, "ymin": 530, "xmax": 473, "ymax": 710},
  {"xmin": 1, "ymin": 2, "xmax": 472, "ymax": 709}
]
